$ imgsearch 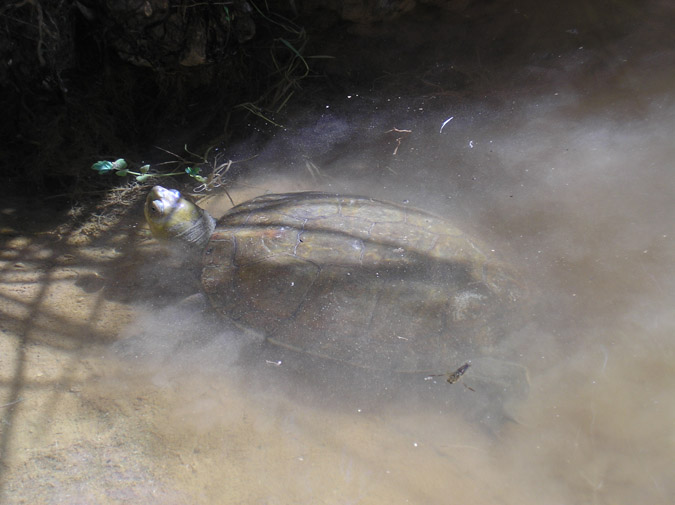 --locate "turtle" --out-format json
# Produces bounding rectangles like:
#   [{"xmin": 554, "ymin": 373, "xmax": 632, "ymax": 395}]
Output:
[{"xmin": 144, "ymin": 185, "xmax": 528, "ymax": 378}]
